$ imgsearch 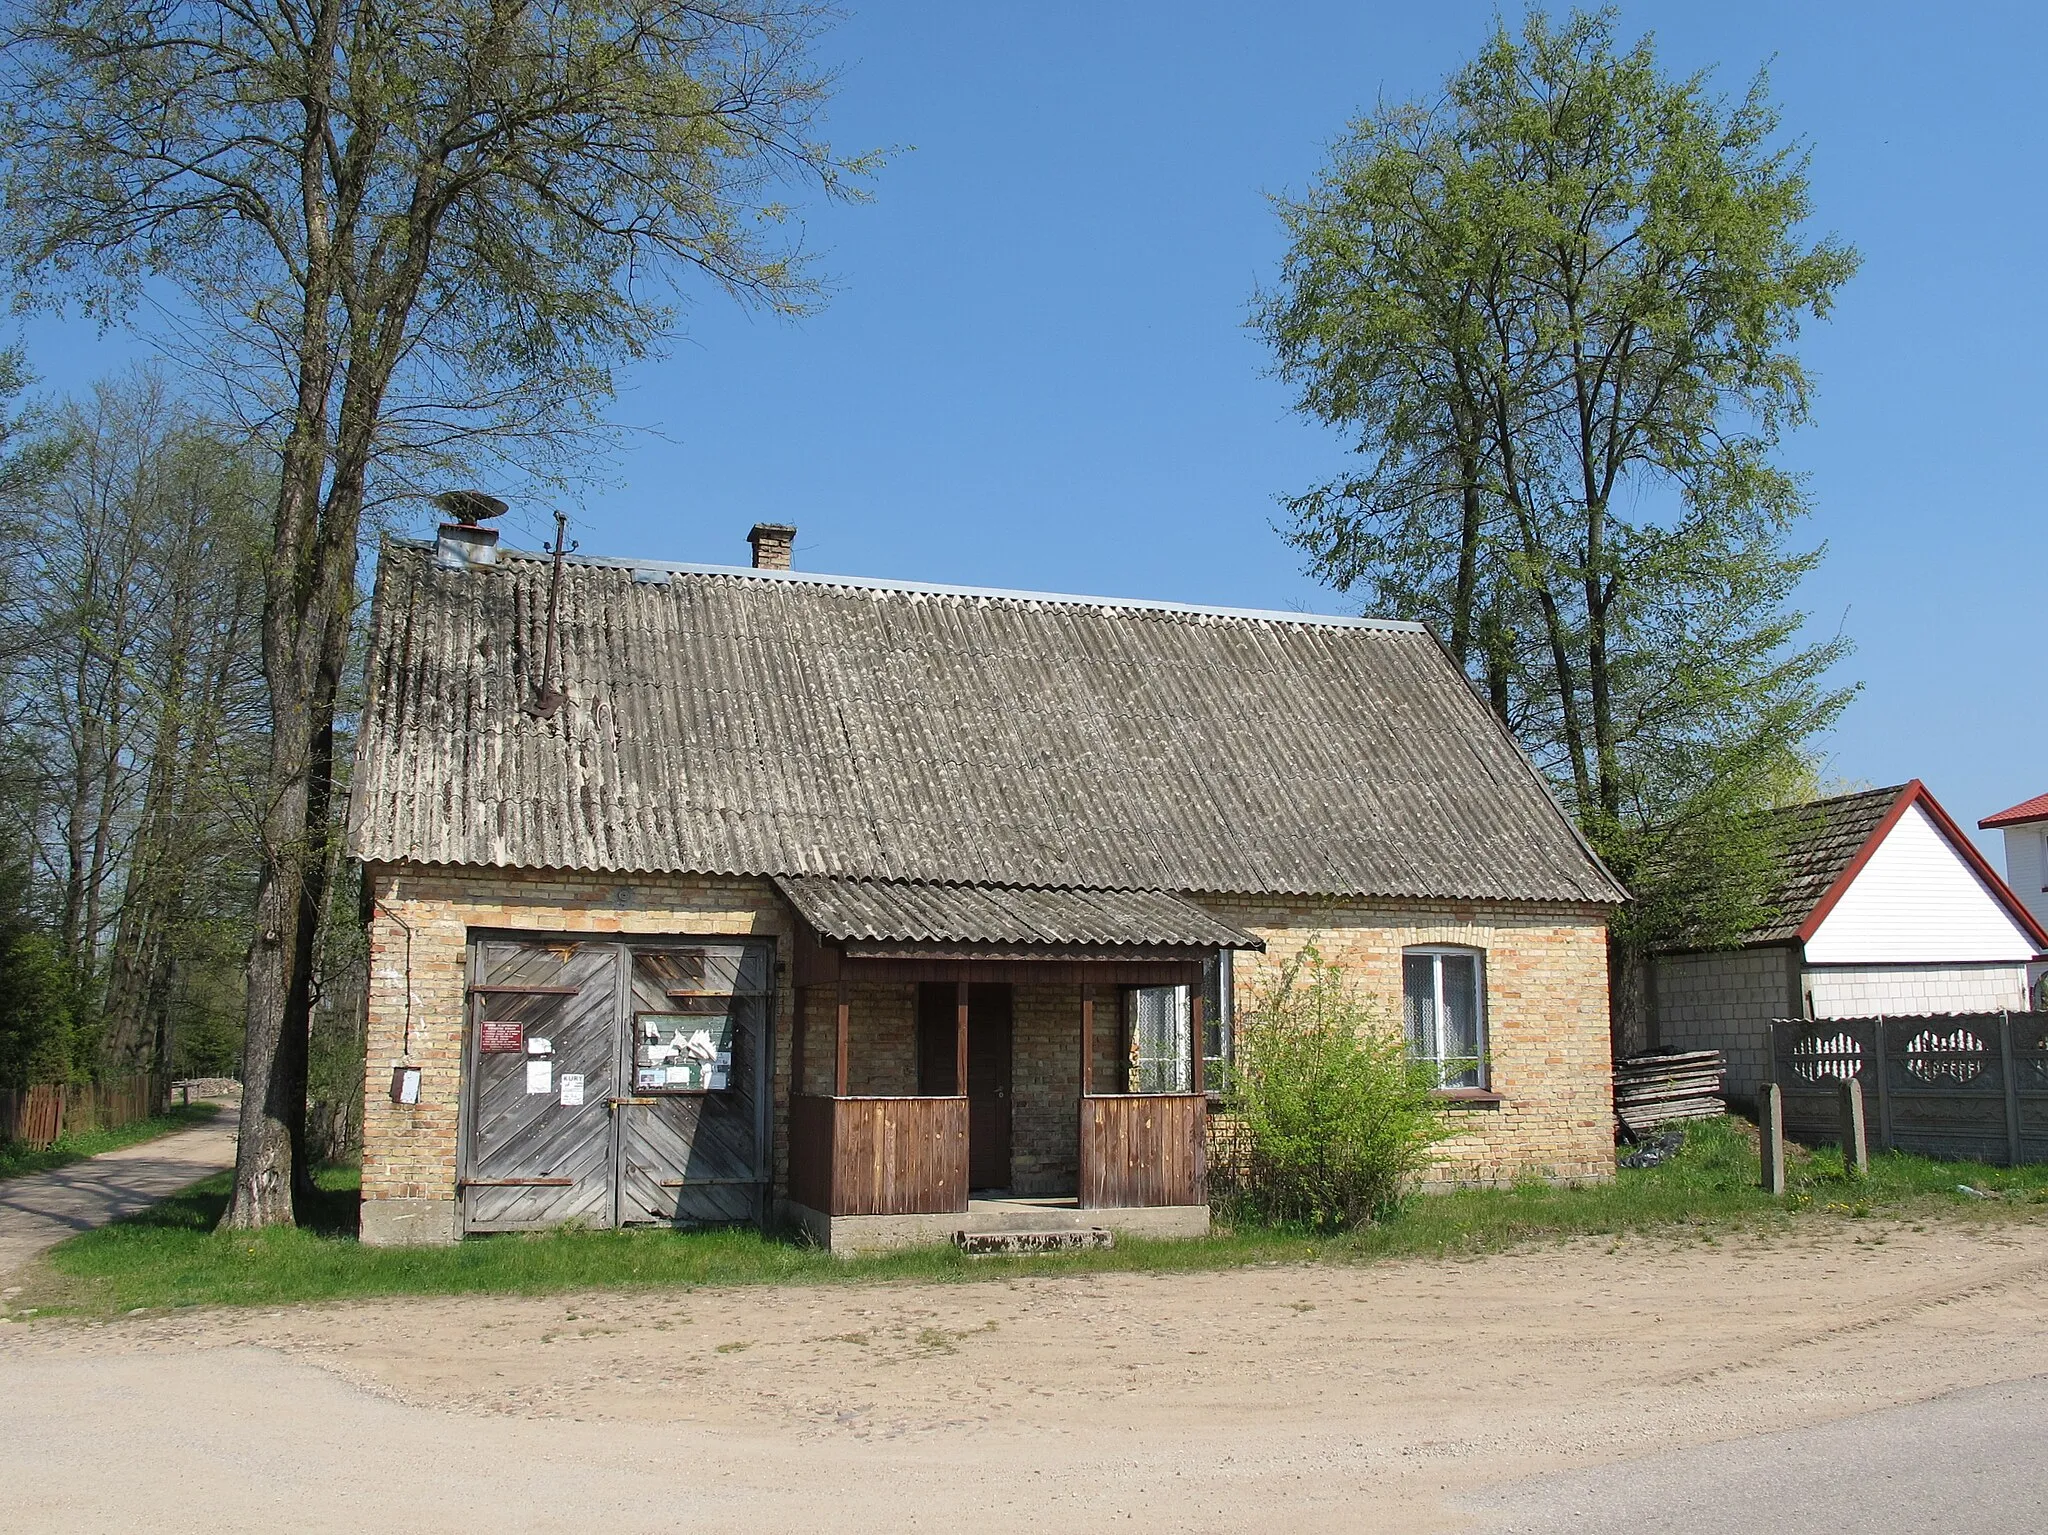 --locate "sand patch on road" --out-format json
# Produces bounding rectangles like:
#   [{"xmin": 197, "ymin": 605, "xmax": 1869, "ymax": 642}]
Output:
[{"xmin": 6, "ymin": 1214, "xmax": 2047, "ymax": 1529}]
